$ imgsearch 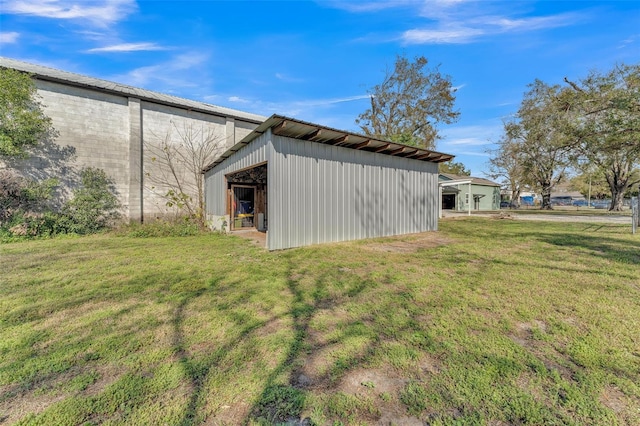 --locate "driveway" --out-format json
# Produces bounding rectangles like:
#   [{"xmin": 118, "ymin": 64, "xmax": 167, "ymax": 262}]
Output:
[{"xmin": 442, "ymin": 210, "xmax": 632, "ymax": 225}]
